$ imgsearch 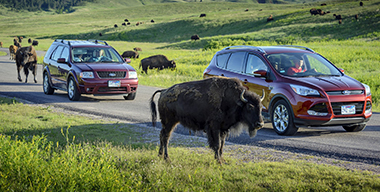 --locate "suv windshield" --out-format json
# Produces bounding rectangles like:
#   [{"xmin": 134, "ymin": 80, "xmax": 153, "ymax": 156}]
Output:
[
  {"xmin": 266, "ymin": 53, "xmax": 342, "ymax": 77},
  {"xmin": 72, "ymin": 47, "xmax": 123, "ymax": 63}
]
